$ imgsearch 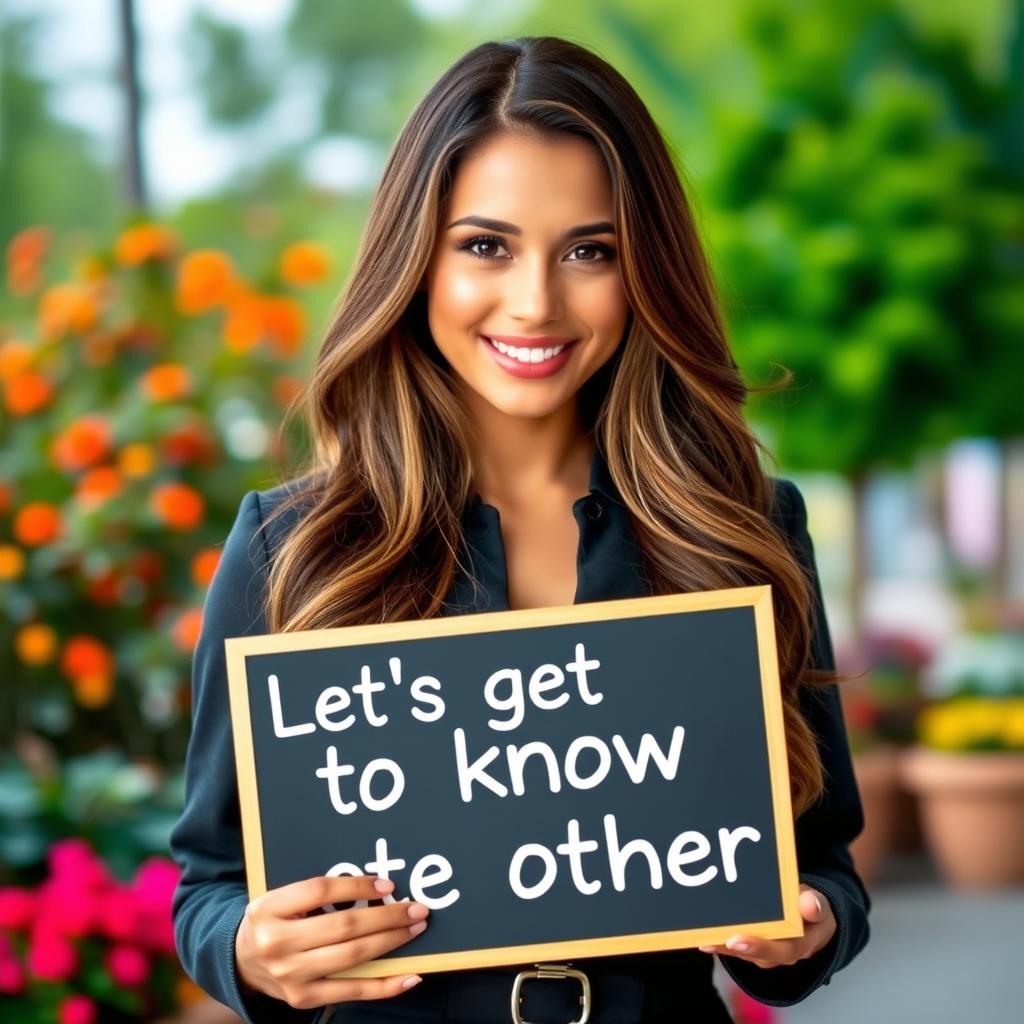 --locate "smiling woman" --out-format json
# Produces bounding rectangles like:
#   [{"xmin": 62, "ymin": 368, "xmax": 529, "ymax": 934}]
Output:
[
  {"xmin": 425, "ymin": 132, "xmax": 627, "ymax": 406},
  {"xmin": 170, "ymin": 34, "xmax": 870, "ymax": 1024}
]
